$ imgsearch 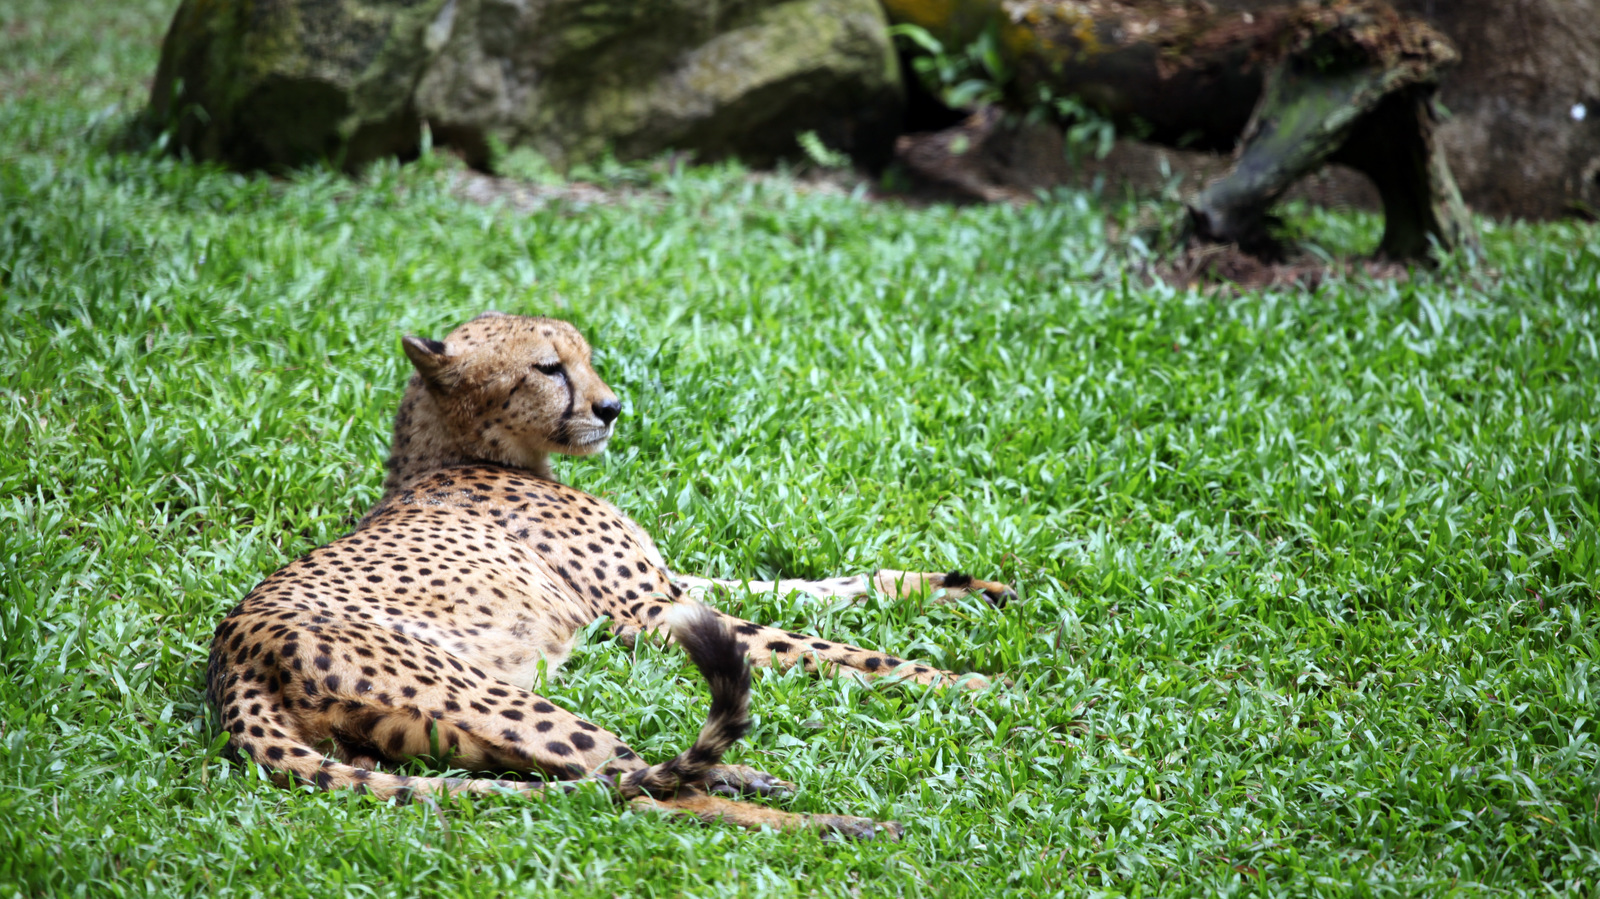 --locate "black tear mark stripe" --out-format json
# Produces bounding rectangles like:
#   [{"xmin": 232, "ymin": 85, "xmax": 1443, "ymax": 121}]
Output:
[{"xmin": 552, "ymin": 372, "xmax": 575, "ymax": 445}]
